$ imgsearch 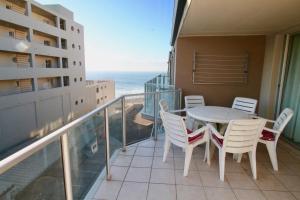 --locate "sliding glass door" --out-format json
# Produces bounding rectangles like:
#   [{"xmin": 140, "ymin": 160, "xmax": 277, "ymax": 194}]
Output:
[{"xmin": 281, "ymin": 34, "xmax": 300, "ymax": 145}]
